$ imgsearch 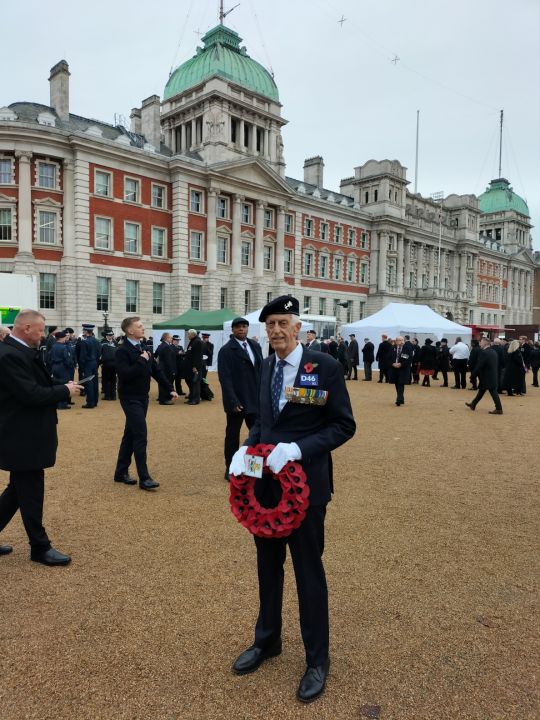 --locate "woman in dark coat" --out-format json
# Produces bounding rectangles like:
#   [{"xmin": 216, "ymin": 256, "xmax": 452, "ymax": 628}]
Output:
[
  {"xmin": 411, "ymin": 338, "xmax": 421, "ymax": 384},
  {"xmin": 419, "ymin": 338, "xmax": 437, "ymax": 386},
  {"xmin": 468, "ymin": 339, "xmax": 480, "ymax": 390},
  {"xmin": 337, "ymin": 339, "xmax": 348, "ymax": 376},
  {"xmin": 504, "ymin": 340, "xmax": 526, "ymax": 396}
]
